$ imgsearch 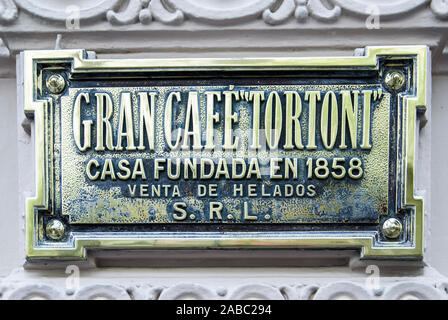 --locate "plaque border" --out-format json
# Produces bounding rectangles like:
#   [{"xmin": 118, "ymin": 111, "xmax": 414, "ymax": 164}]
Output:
[{"xmin": 22, "ymin": 46, "xmax": 428, "ymax": 260}]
